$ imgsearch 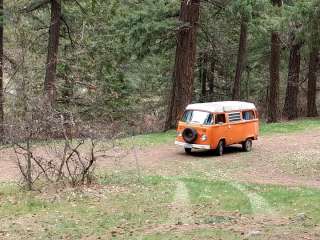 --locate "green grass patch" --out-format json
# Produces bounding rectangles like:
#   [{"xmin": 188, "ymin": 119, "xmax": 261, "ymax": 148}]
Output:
[
  {"xmin": 179, "ymin": 177, "xmax": 320, "ymax": 224},
  {"xmin": 118, "ymin": 130, "xmax": 176, "ymax": 148},
  {"xmin": 0, "ymin": 174, "xmax": 175, "ymax": 239},
  {"xmin": 98, "ymin": 171, "xmax": 172, "ymax": 187},
  {"xmin": 0, "ymin": 184, "xmax": 56, "ymax": 217},
  {"xmin": 246, "ymin": 184, "xmax": 320, "ymax": 223},
  {"xmin": 183, "ymin": 178, "xmax": 252, "ymax": 214},
  {"xmin": 260, "ymin": 118, "xmax": 320, "ymax": 135},
  {"xmin": 2, "ymin": 175, "xmax": 320, "ymax": 239}
]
